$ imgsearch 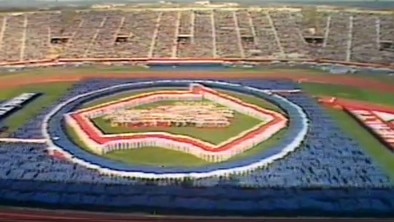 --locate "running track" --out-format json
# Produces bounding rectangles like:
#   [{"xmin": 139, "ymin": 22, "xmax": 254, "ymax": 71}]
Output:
[{"xmin": 0, "ymin": 207, "xmax": 391, "ymax": 222}]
